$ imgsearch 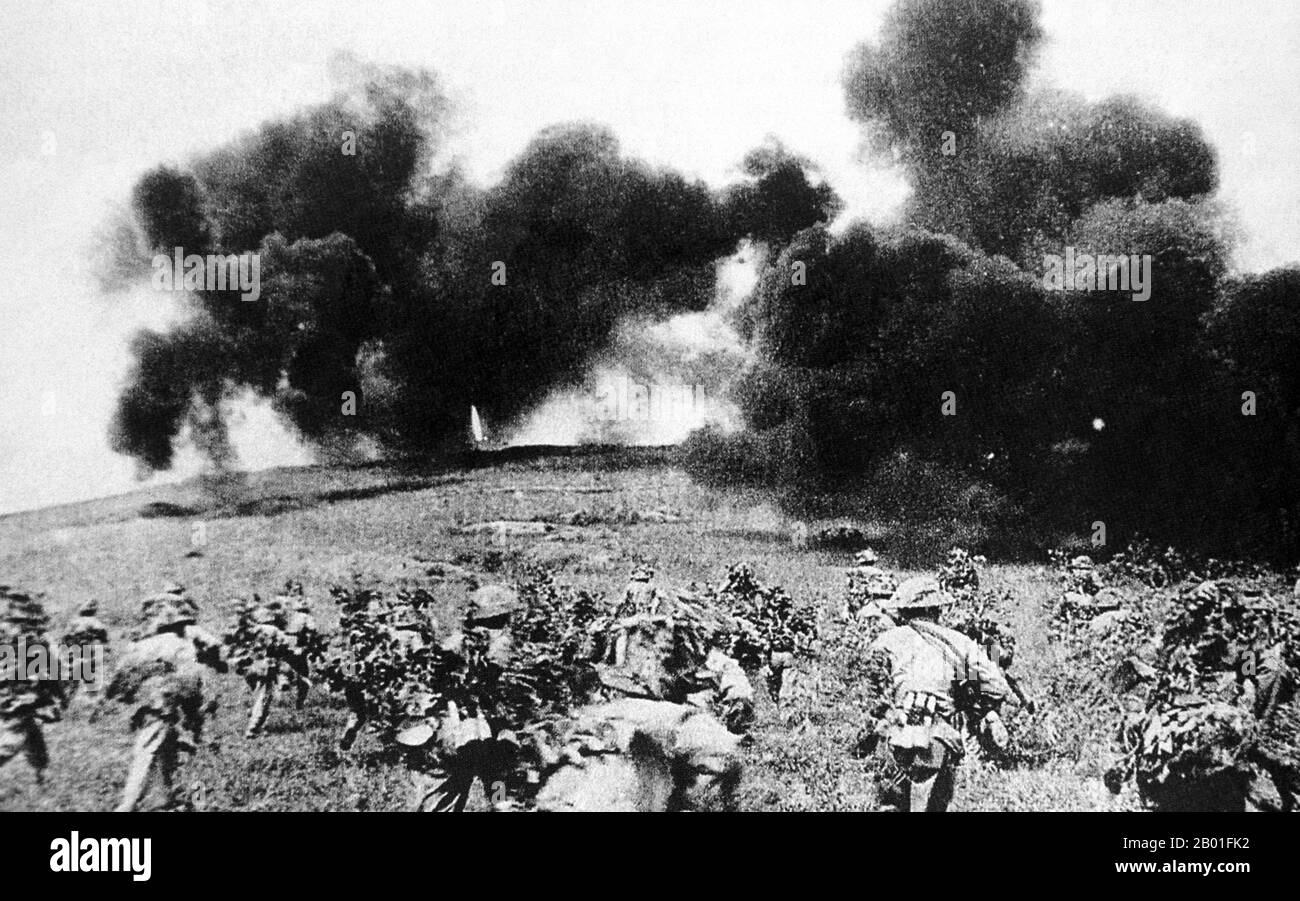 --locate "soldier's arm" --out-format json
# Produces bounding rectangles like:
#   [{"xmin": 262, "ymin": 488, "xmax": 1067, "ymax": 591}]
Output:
[
  {"xmin": 191, "ymin": 627, "xmax": 229, "ymax": 672},
  {"xmin": 962, "ymin": 637, "xmax": 1010, "ymax": 706}
]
